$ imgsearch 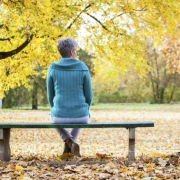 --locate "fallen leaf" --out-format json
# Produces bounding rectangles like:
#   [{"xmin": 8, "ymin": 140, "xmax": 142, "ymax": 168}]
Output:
[{"xmin": 15, "ymin": 164, "xmax": 24, "ymax": 171}]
